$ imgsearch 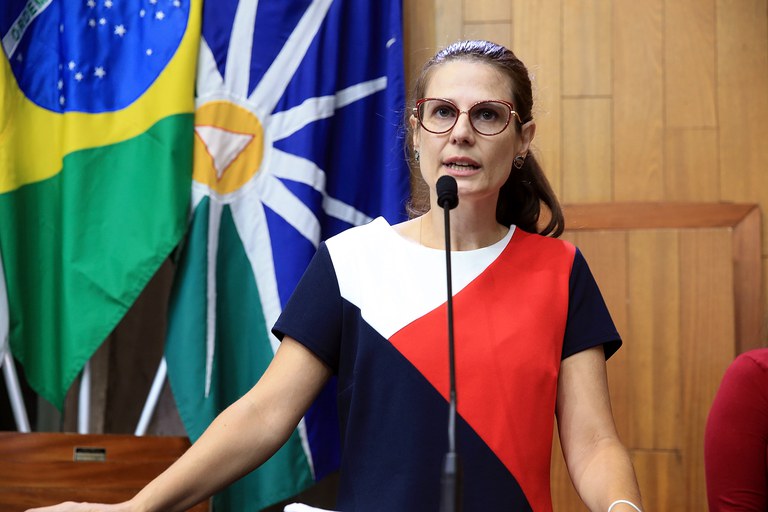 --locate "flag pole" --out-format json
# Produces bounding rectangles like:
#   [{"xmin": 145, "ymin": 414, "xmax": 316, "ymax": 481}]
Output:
[
  {"xmin": 135, "ymin": 357, "xmax": 167, "ymax": 436},
  {"xmin": 2, "ymin": 353, "xmax": 30, "ymax": 432},
  {"xmin": 0, "ymin": 247, "xmax": 29, "ymax": 432},
  {"xmin": 78, "ymin": 361, "xmax": 91, "ymax": 434}
]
